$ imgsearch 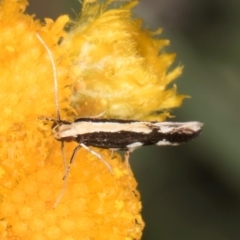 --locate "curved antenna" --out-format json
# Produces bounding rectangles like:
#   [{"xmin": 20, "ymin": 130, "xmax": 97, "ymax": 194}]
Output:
[
  {"xmin": 36, "ymin": 33, "xmax": 61, "ymax": 122},
  {"xmin": 37, "ymin": 33, "xmax": 68, "ymax": 207}
]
